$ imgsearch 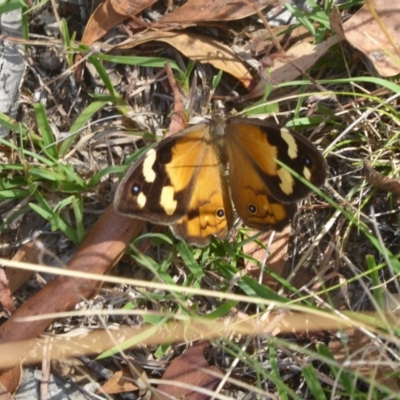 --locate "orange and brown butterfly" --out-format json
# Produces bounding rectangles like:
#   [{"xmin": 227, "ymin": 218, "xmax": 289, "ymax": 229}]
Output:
[{"xmin": 114, "ymin": 115, "xmax": 327, "ymax": 247}]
